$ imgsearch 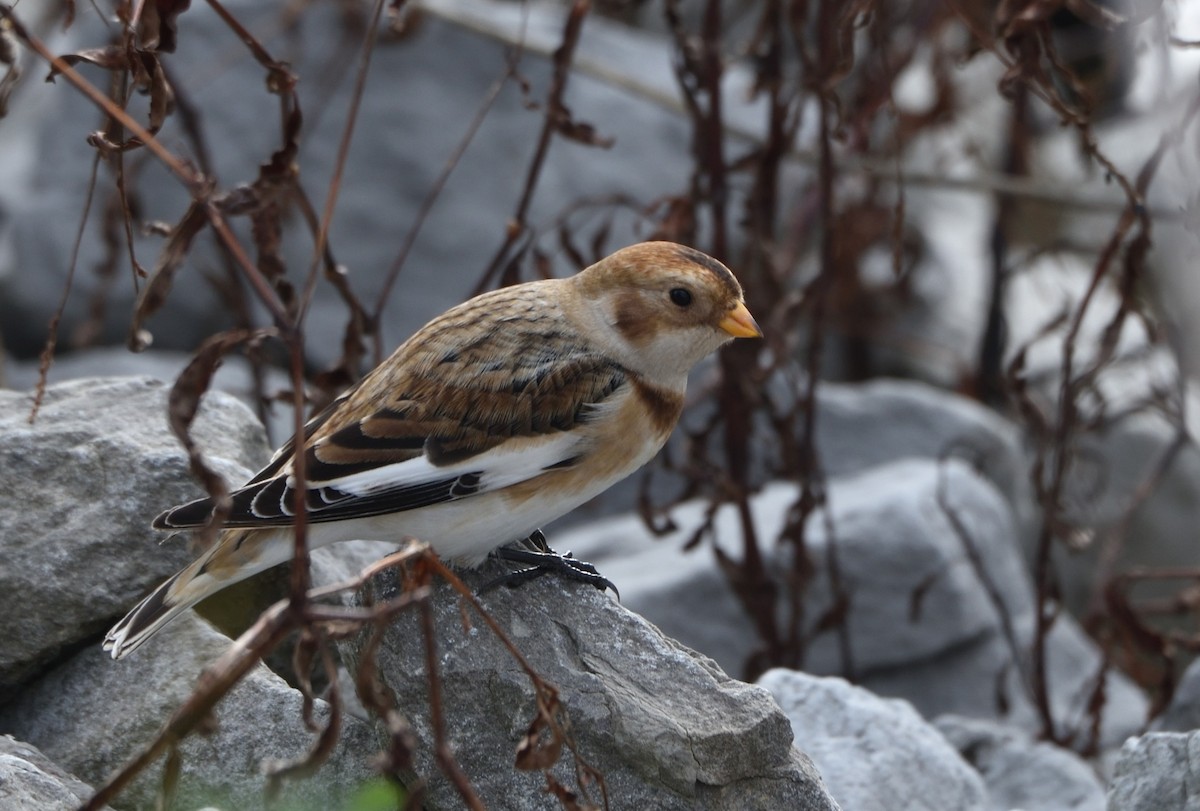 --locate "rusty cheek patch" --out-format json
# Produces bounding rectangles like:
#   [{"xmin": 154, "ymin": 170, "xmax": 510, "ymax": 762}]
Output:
[
  {"xmin": 611, "ymin": 291, "xmax": 659, "ymax": 347},
  {"xmin": 629, "ymin": 377, "xmax": 684, "ymax": 436}
]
